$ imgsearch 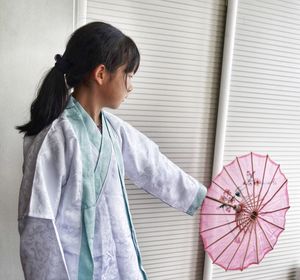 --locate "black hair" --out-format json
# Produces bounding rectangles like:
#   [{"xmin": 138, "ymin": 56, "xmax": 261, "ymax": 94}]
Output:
[{"xmin": 16, "ymin": 21, "xmax": 140, "ymax": 136}]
